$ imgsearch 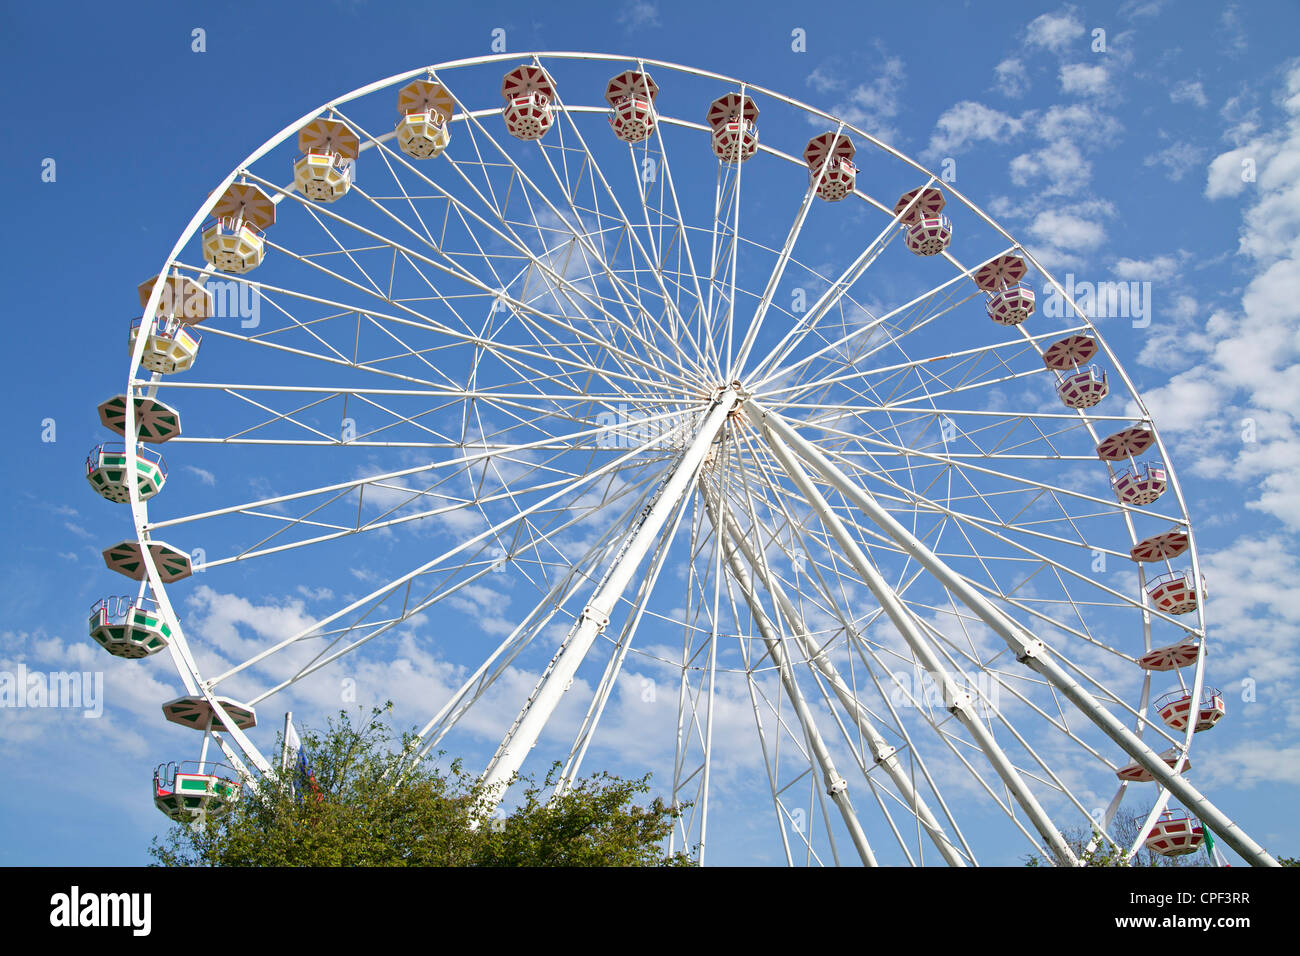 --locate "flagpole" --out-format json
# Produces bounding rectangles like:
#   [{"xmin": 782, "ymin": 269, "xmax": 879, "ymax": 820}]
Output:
[{"xmin": 281, "ymin": 711, "xmax": 292, "ymax": 773}]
